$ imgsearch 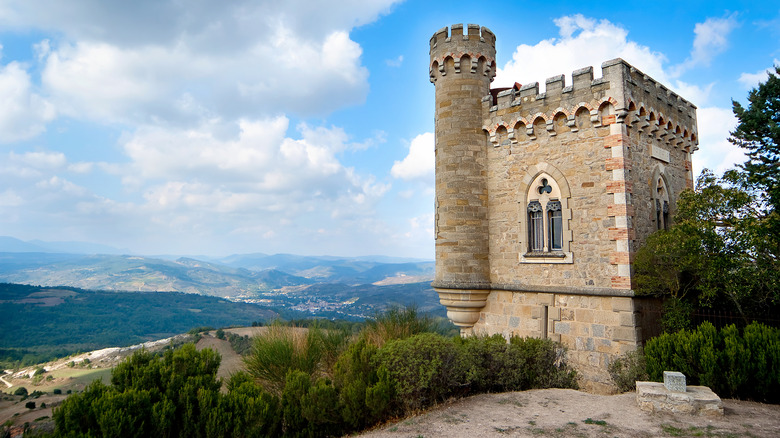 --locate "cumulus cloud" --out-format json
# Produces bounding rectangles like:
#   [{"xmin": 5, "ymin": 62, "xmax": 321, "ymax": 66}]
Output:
[
  {"xmin": 40, "ymin": 27, "xmax": 370, "ymax": 125},
  {"xmin": 672, "ymin": 14, "xmax": 739, "ymax": 76},
  {"xmin": 122, "ymin": 117, "xmax": 389, "ymax": 226},
  {"xmin": 0, "ymin": 116, "xmax": 392, "ymax": 254},
  {"xmin": 0, "ymin": 60, "xmax": 56, "ymax": 142},
  {"xmin": 694, "ymin": 107, "xmax": 742, "ymax": 176},
  {"xmin": 496, "ymin": 15, "xmax": 668, "ymax": 91},
  {"xmin": 738, "ymin": 61, "xmax": 780, "ymax": 90},
  {"xmin": 495, "ymin": 14, "xmax": 716, "ymax": 105},
  {"xmin": 391, "ymin": 132, "xmax": 434, "ymax": 181},
  {"xmin": 0, "ymin": 1, "xmax": 407, "ymax": 130}
]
